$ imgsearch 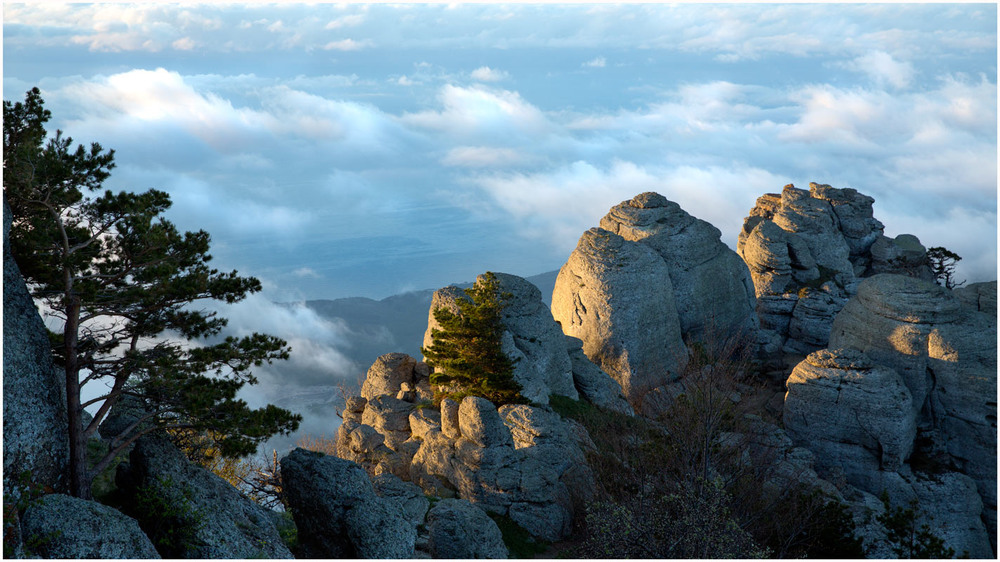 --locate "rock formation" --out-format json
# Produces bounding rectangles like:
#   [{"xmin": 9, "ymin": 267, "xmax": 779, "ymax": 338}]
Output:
[
  {"xmin": 117, "ymin": 435, "xmax": 293, "ymax": 559},
  {"xmin": 738, "ymin": 183, "xmax": 934, "ymax": 355},
  {"xmin": 552, "ymin": 193, "xmax": 758, "ymax": 414},
  {"xmin": 828, "ymin": 273, "xmax": 997, "ymax": 547},
  {"xmin": 598, "ymin": 191, "xmax": 758, "ymax": 342},
  {"xmin": 281, "ymin": 448, "xmax": 416, "ymax": 558},
  {"xmin": 336, "ymin": 352, "xmax": 598, "ymax": 542},
  {"xmin": 784, "ymin": 349, "xmax": 917, "ymax": 481},
  {"xmin": 424, "ymin": 498, "xmax": 509, "ymax": 559},
  {"xmin": 3, "ymin": 200, "xmax": 69, "ymax": 504},
  {"xmin": 19, "ymin": 494, "xmax": 160, "ymax": 559},
  {"xmin": 551, "ymin": 228, "xmax": 687, "ymax": 411}
]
